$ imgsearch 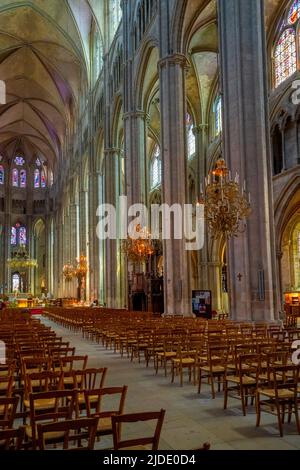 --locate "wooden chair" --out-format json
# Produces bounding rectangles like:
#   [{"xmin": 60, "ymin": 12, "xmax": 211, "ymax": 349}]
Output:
[
  {"xmin": 37, "ymin": 417, "xmax": 99, "ymax": 450},
  {"xmin": 84, "ymin": 386, "xmax": 127, "ymax": 440},
  {"xmin": 224, "ymin": 353, "xmax": 258, "ymax": 415},
  {"xmin": 198, "ymin": 345, "xmax": 229, "ymax": 398},
  {"xmin": 0, "ymin": 426, "xmax": 26, "ymax": 450},
  {"xmin": 0, "ymin": 396, "xmax": 19, "ymax": 429},
  {"xmin": 256, "ymin": 364, "xmax": 300, "ymax": 437},
  {"xmin": 59, "ymin": 356, "xmax": 88, "ymax": 388},
  {"xmin": 72, "ymin": 368, "xmax": 107, "ymax": 412},
  {"xmin": 26, "ymin": 389, "xmax": 78, "ymax": 449},
  {"xmin": 111, "ymin": 409, "xmax": 166, "ymax": 450},
  {"xmin": 171, "ymin": 345, "xmax": 197, "ymax": 386}
]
